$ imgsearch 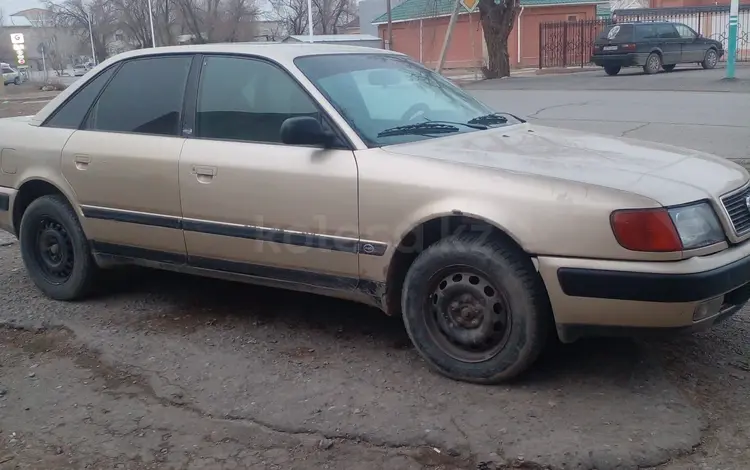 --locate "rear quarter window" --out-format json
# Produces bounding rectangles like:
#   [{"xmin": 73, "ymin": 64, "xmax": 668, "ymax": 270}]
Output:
[{"xmin": 598, "ymin": 24, "xmax": 634, "ymax": 42}]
